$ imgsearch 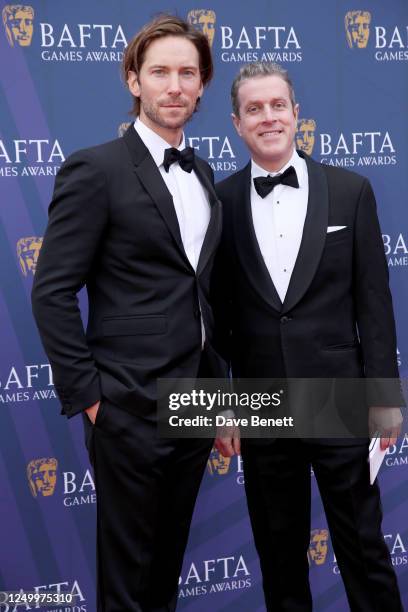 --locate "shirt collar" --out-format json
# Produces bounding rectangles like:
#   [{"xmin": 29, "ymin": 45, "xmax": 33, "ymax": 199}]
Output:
[
  {"xmin": 251, "ymin": 148, "xmax": 306, "ymax": 188},
  {"xmin": 134, "ymin": 118, "xmax": 186, "ymax": 168}
]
